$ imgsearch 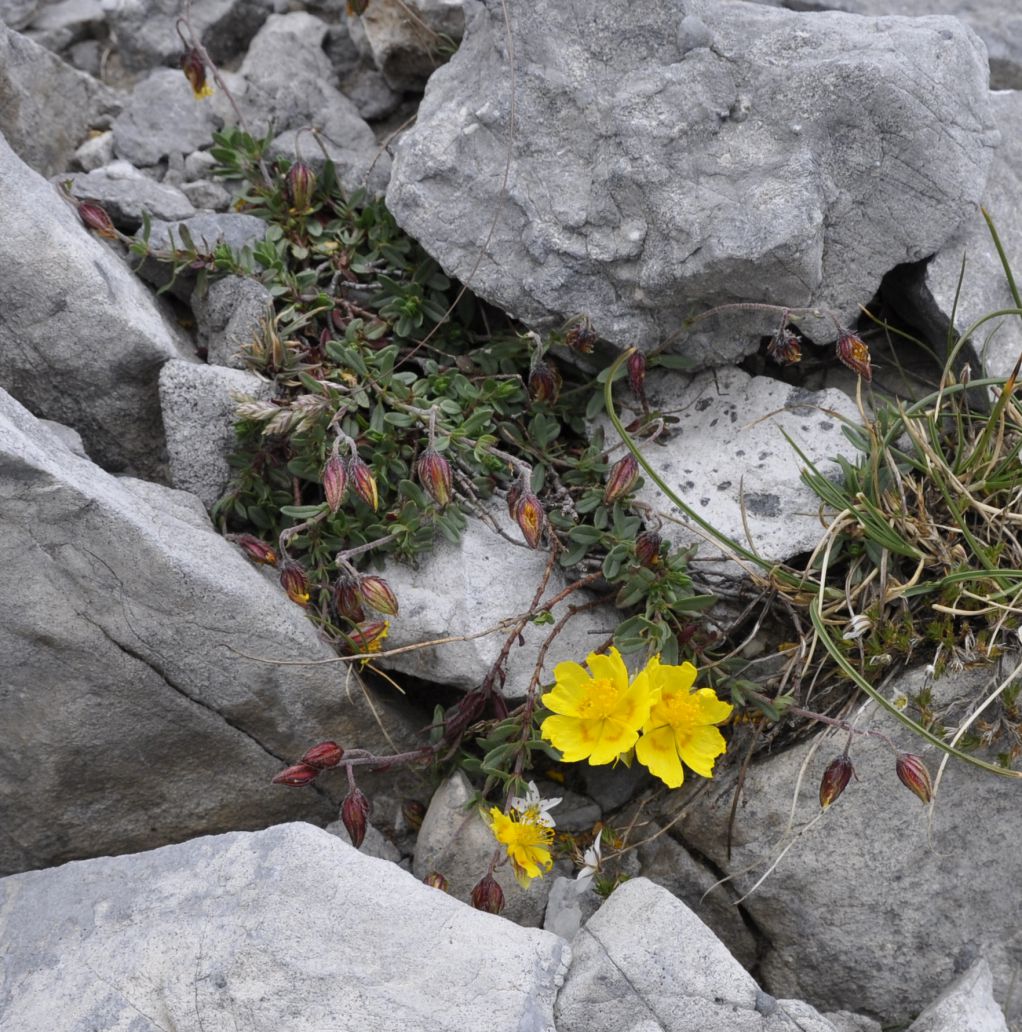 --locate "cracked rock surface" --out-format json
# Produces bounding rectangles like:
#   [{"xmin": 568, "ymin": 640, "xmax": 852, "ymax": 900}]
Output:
[
  {"xmin": 0, "ymin": 390, "xmax": 419, "ymax": 877},
  {"xmin": 0, "ymin": 823, "xmax": 570, "ymax": 1031}
]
